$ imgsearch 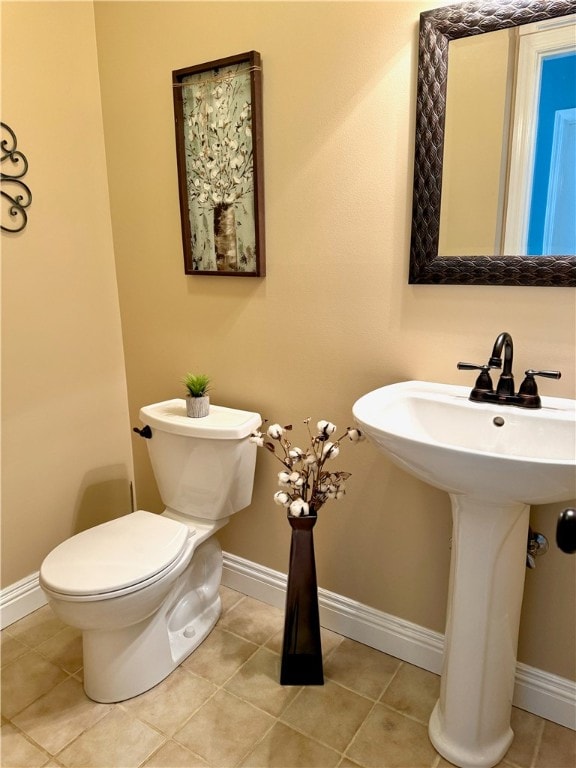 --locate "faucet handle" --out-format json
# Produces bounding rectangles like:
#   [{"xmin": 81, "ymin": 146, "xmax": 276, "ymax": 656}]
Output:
[
  {"xmin": 519, "ymin": 369, "xmax": 561, "ymax": 392},
  {"xmin": 457, "ymin": 362, "xmax": 489, "ymax": 371},
  {"xmin": 457, "ymin": 362, "xmax": 494, "ymax": 392},
  {"xmin": 518, "ymin": 369, "xmax": 561, "ymax": 405},
  {"xmin": 524, "ymin": 369, "xmax": 561, "ymax": 380}
]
